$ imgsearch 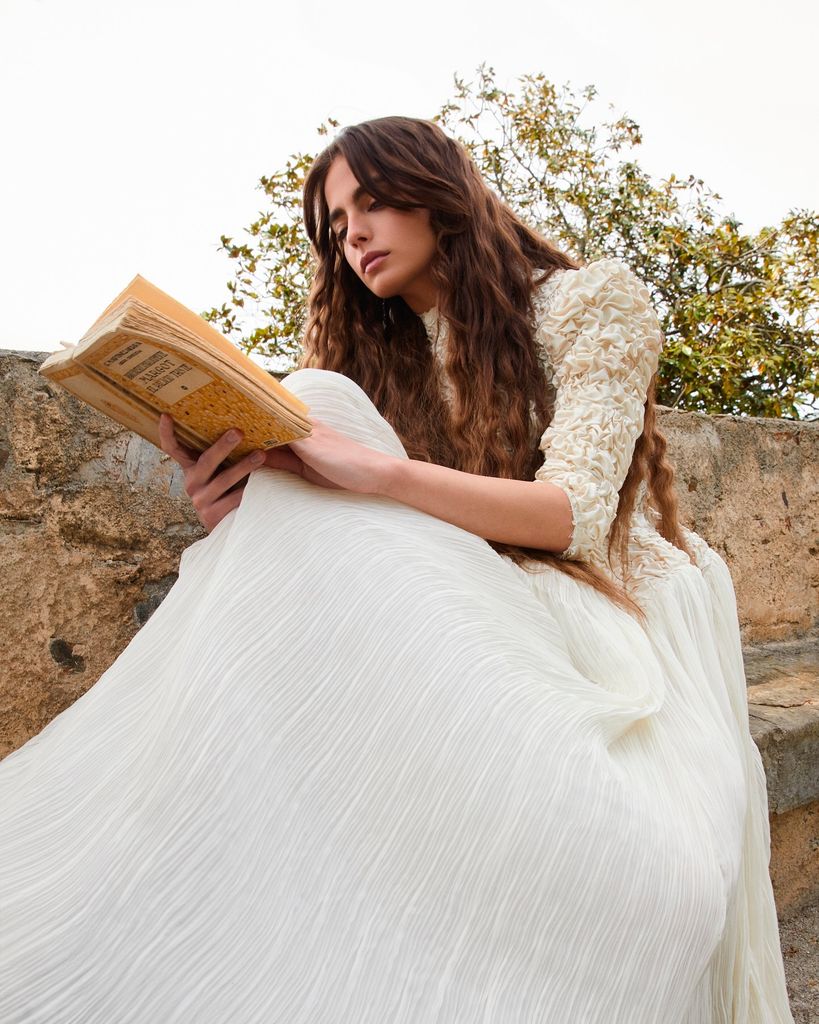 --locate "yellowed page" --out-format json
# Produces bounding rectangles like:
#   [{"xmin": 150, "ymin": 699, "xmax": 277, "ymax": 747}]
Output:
[{"xmin": 83, "ymin": 274, "xmax": 308, "ymax": 414}]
